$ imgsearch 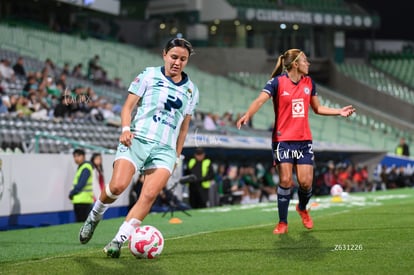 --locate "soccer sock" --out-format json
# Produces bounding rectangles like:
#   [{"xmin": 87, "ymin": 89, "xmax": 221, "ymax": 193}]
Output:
[
  {"xmin": 114, "ymin": 218, "xmax": 142, "ymax": 244},
  {"xmin": 277, "ymin": 186, "xmax": 291, "ymax": 223},
  {"xmin": 298, "ymin": 187, "xmax": 313, "ymax": 211},
  {"xmin": 90, "ymin": 200, "xmax": 108, "ymax": 222}
]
